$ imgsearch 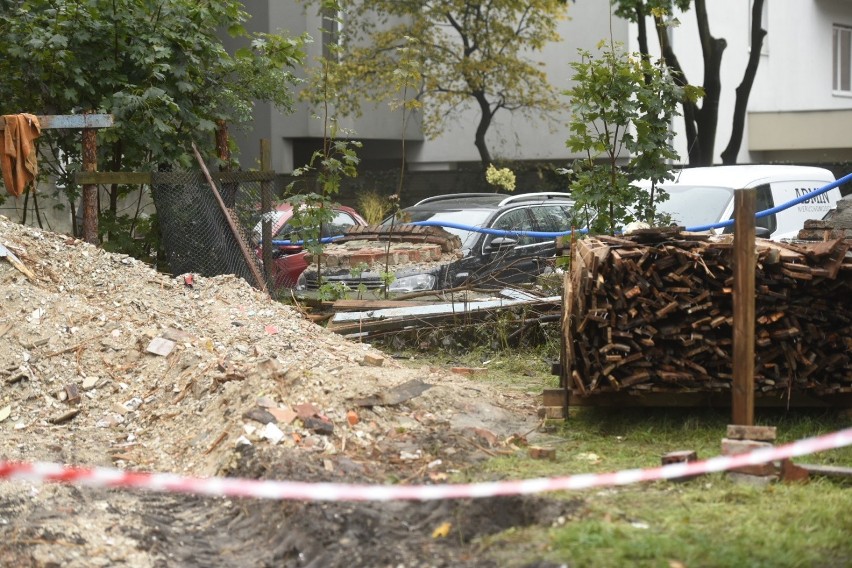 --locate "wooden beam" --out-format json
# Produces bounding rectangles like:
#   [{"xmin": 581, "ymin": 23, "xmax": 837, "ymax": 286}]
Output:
[
  {"xmin": 74, "ymin": 172, "xmax": 153, "ymax": 185},
  {"xmin": 732, "ymin": 189, "xmax": 756, "ymax": 426},
  {"xmin": 73, "ymin": 171, "xmax": 276, "ymax": 185},
  {"xmin": 0, "ymin": 114, "xmax": 113, "ymax": 130}
]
